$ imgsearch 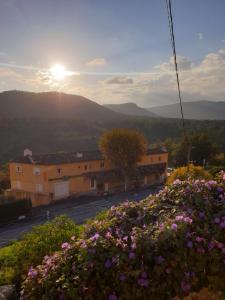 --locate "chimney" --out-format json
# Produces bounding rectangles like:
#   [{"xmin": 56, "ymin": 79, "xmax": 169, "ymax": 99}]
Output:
[
  {"xmin": 76, "ymin": 152, "xmax": 83, "ymax": 158},
  {"xmin": 24, "ymin": 149, "xmax": 32, "ymax": 157}
]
